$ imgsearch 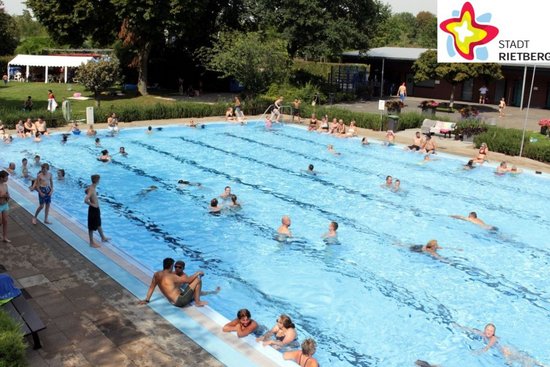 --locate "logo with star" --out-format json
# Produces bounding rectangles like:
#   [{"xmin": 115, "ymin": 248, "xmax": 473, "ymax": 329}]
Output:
[{"xmin": 440, "ymin": 2, "xmax": 499, "ymax": 60}]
